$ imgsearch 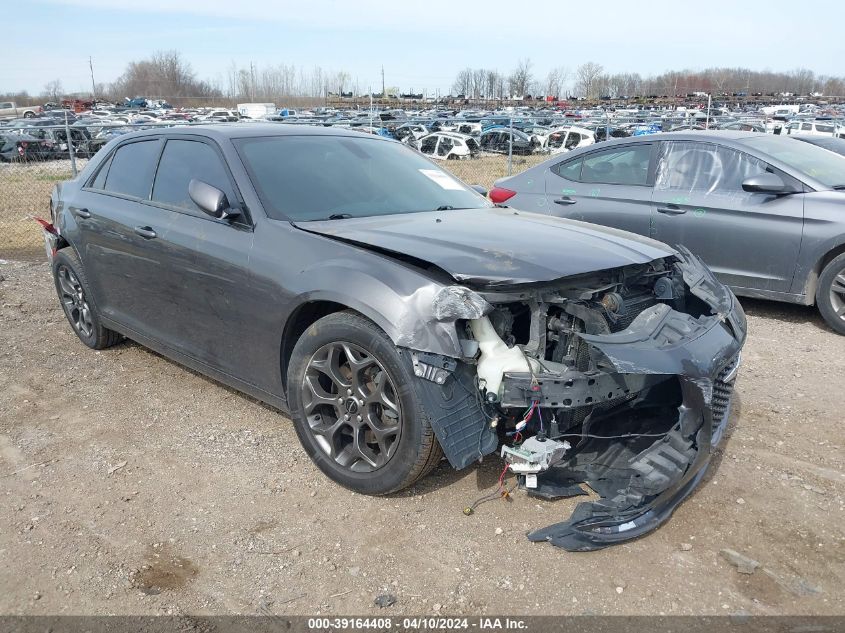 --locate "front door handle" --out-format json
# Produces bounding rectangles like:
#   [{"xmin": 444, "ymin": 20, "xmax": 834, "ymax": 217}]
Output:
[
  {"xmin": 71, "ymin": 207, "xmax": 91, "ymax": 219},
  {"xmin": 554, "ymin": 197, "xmax": 577, "ymax": 205},
  {"xmin": 134, "ymin": 226, "xmax": 157, "ymax": 239},
  {"xmin": 657, "ymin": 204, "xmax": 687, "ymax": 215}
]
